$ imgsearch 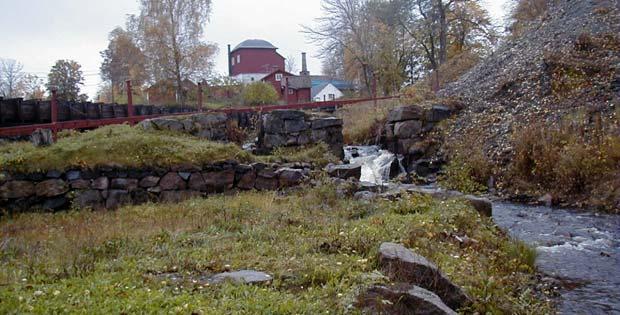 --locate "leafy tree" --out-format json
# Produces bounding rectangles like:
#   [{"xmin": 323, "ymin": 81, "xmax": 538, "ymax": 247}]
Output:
[
  {"xmin": 0, "ymin": 58, "xmax": 24, "ymax": 98},
  {"xmin": 47, "ymin": 60, "xmax": 84, "ymax": 101},
  {"xmin": 130, "ymin": 0, "xmax": 217, "ymax": 105},
  {"xmin": 100, "ymin": 27, "xmax": 147, "ymax": 102},
  {"xmin": 242, "ymin": 82, "xmax": 279, "ymax": 106}
]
